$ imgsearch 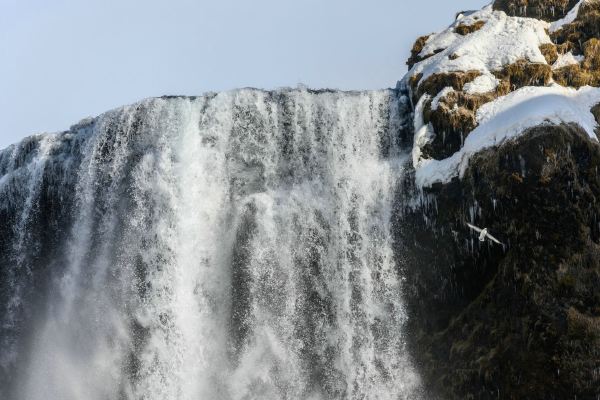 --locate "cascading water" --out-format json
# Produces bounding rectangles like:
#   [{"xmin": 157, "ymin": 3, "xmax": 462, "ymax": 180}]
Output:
[{"xmin": 0, "ymin": 88, "xmax": 420, "ymax": 400}]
